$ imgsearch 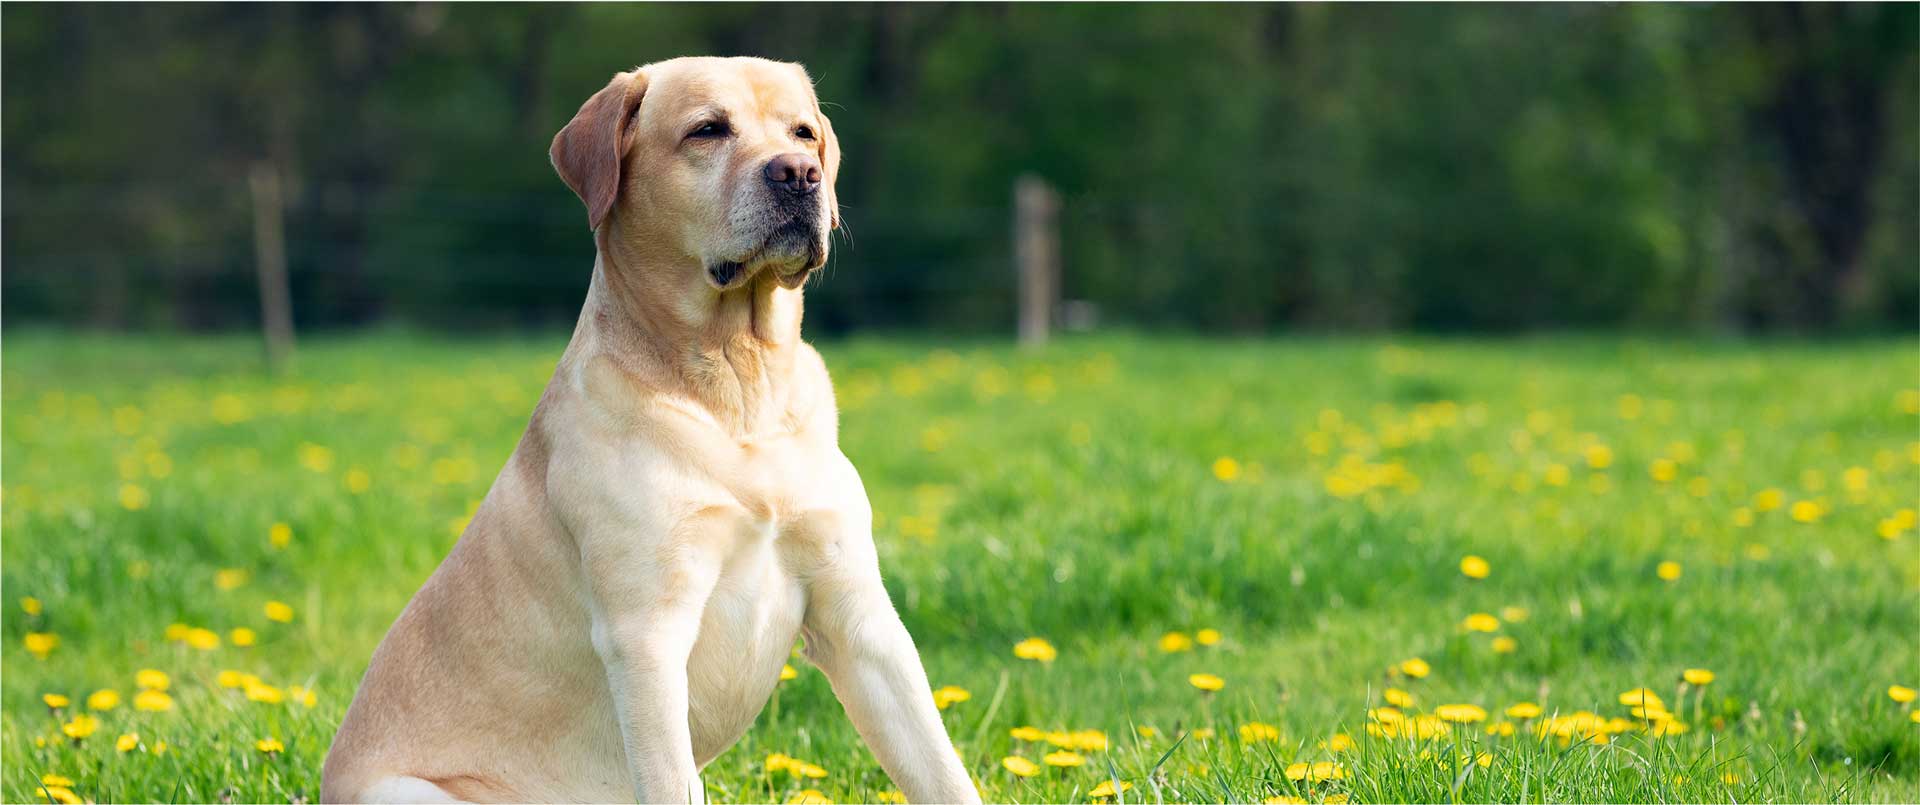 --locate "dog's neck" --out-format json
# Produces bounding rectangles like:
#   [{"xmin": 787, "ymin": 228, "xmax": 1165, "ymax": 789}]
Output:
[{"xmin": 584, "ymin": 239, "xmax": 805, "ymax": 439}]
